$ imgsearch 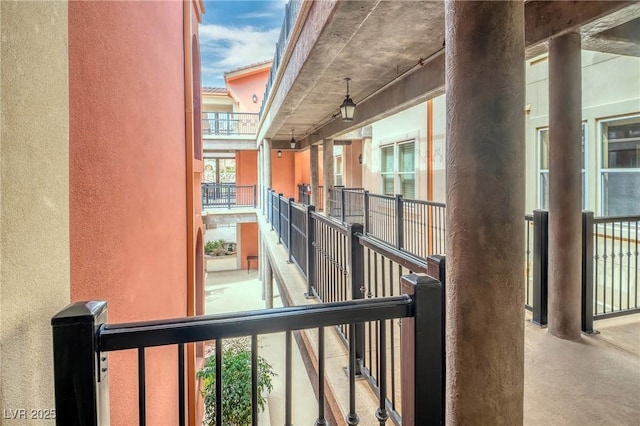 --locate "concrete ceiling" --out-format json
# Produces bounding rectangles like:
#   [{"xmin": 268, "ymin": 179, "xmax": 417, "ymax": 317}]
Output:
[{"xmin": 262, "ymin": 0, "xmax": 640, "ymax": 150}]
